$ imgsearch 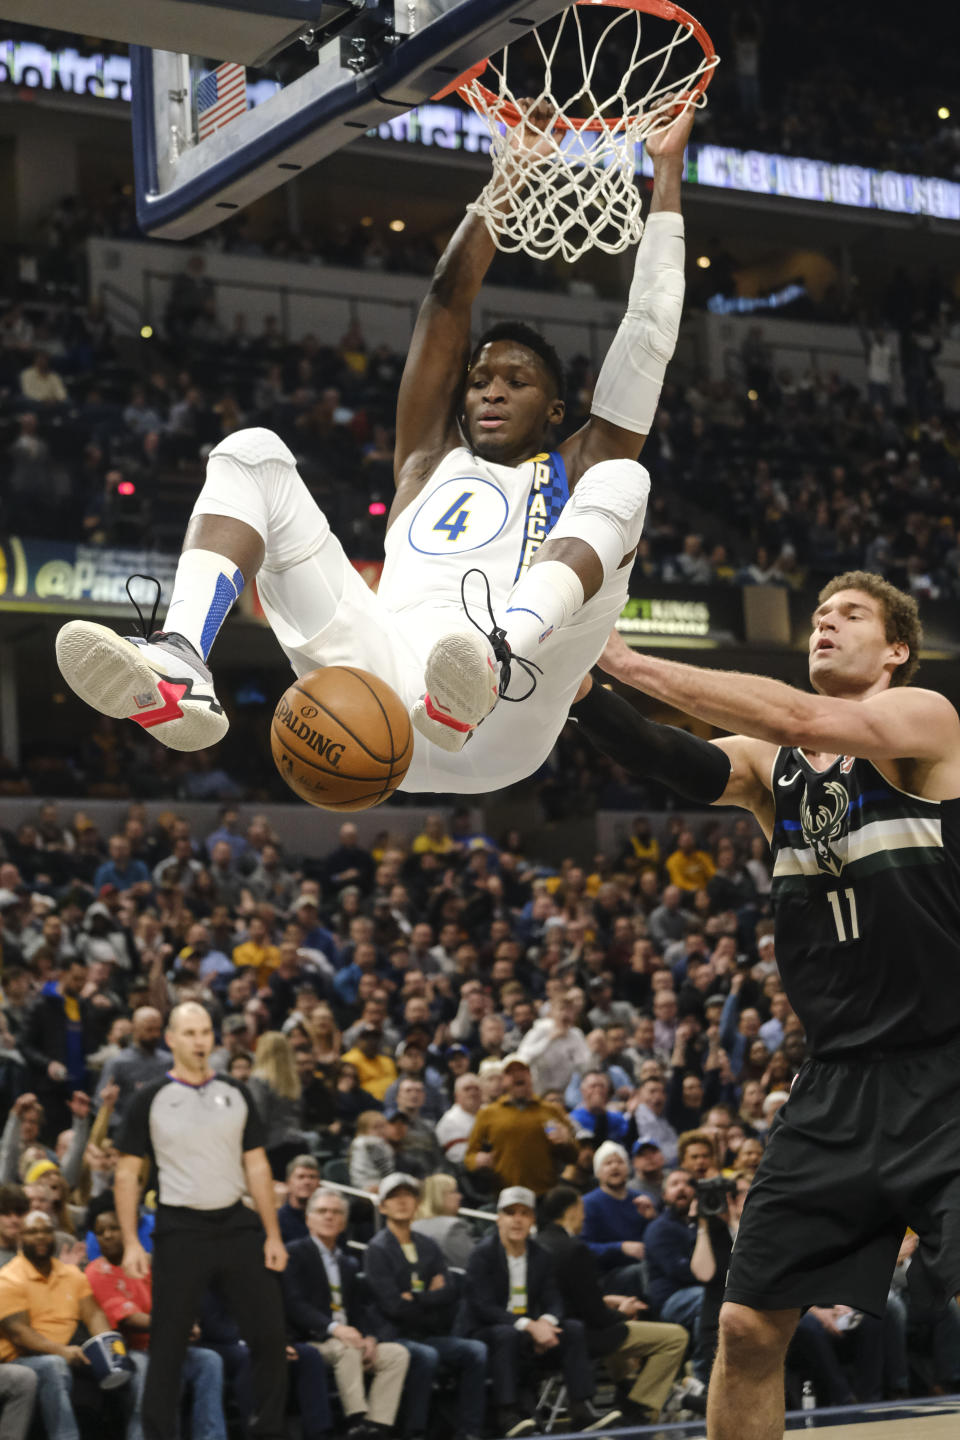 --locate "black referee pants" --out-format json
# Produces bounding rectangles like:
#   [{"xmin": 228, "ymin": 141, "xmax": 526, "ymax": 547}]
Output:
[{"xmin": 144, "ymin": 1204, "xmax": 287, "ymax": 1440}]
